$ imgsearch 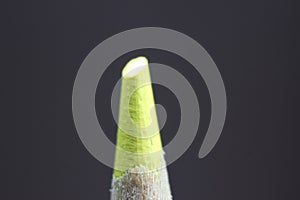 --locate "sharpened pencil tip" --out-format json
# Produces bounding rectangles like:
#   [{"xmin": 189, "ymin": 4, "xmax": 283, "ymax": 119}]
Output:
[
  {"xmin": 122, "ymin": 56, "xmax": 148, "ymax": 77},
  {"xmin": 111, "ymin": 56, "xmax": 172, "ymax": 200}
]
